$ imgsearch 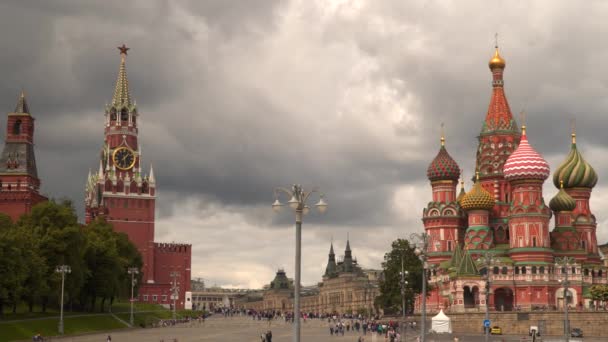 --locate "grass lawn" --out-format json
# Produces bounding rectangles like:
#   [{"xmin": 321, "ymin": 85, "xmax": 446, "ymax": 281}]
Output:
[{"xmin": 0, "ymin": 315, "xmax": 125, "ymax": 342}]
